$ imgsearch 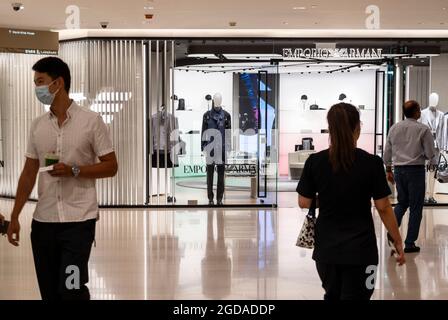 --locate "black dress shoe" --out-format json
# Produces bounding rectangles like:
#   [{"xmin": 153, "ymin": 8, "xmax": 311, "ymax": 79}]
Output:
[
  {"xmin": 208, "ymin": 201, "xmax": 214, "ymax": 206},
  {"xmin": 217, "ymin": 201, "xmax": 223, "ymax": 206},
  {"xmin": 404, "ymin": 245, "xmax": 421, "ymax": 253}
]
